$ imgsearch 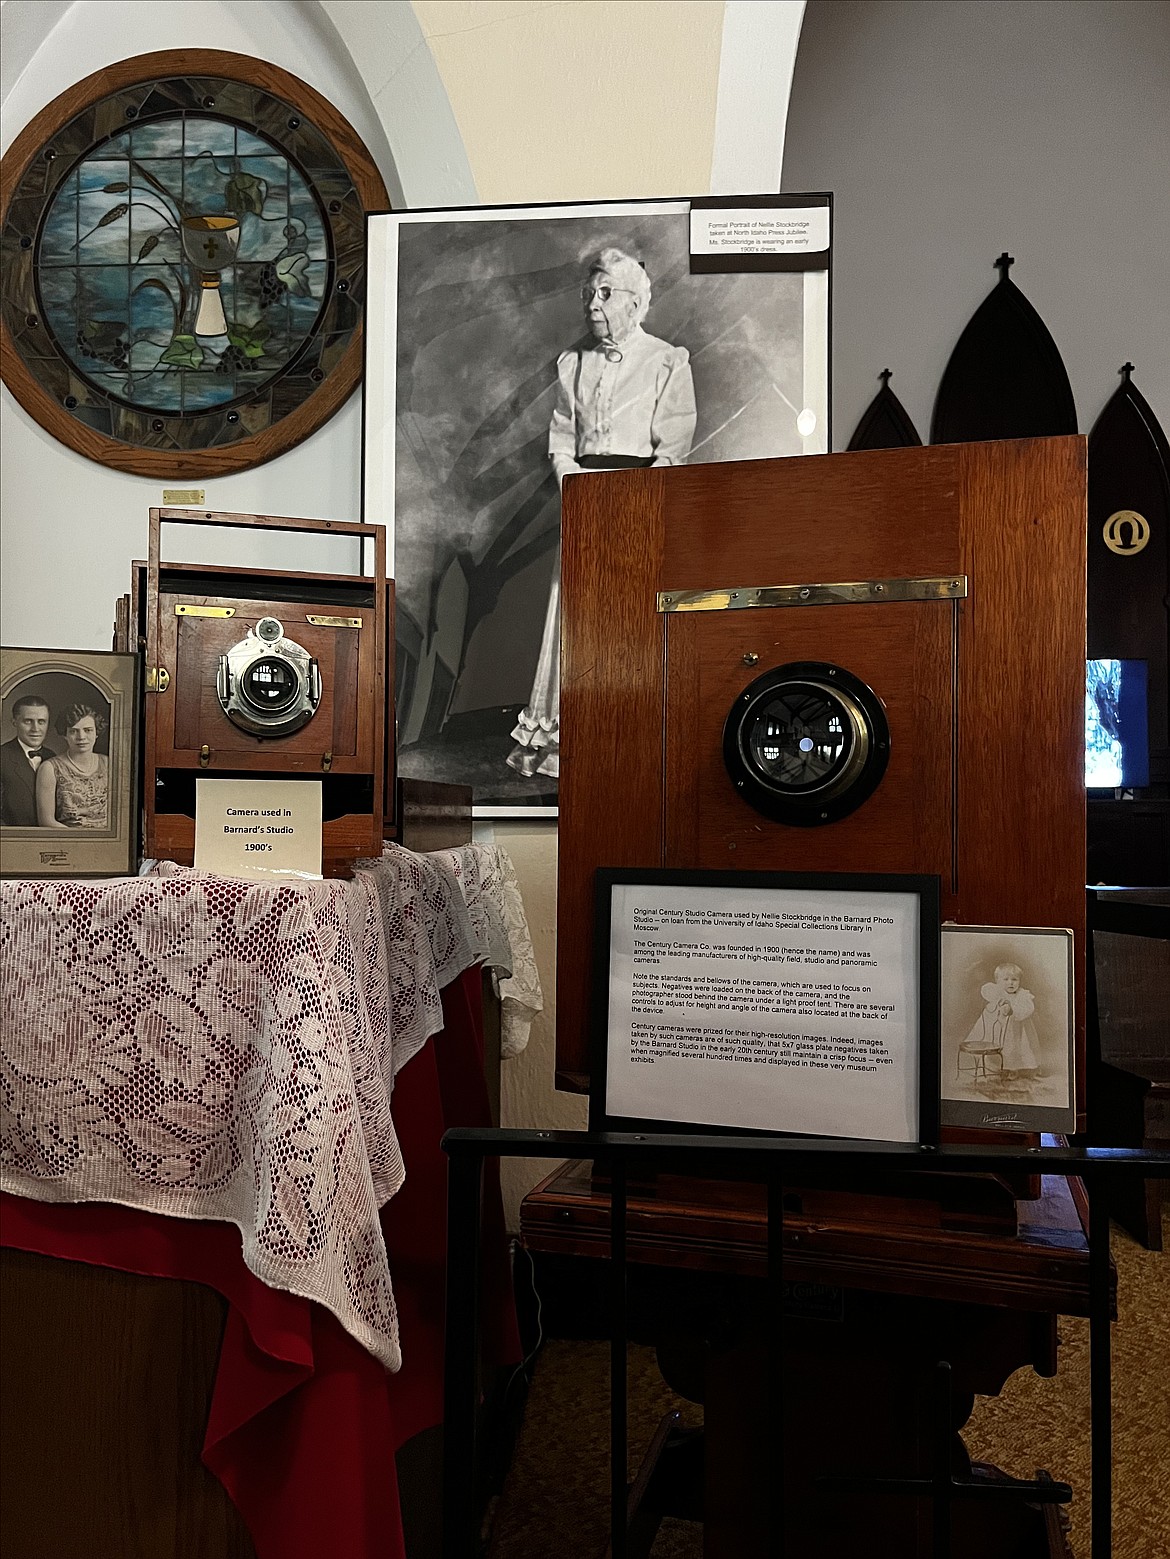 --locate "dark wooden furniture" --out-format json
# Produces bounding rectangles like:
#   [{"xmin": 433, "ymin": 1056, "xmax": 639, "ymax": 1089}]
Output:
[
  {"xmin": 556, "ymin": 438, "xmax": 1088, "ymax": 1109},
  {"xmin": 846, "ymin": 368, "xmax": 922, "ymax": 451},
  {"xmin": 143, "ymin": 506, "xmax": 388, "ymax": 868},
  {"xmin": 1087, "ymin": 363, "xmax": 1169, "ymax": 789},
  {"xmin": 522, "ymin": 1162, "xmax": 1091, "ymax": 1558},
  {"xmin": 1095, "ymin": 1060, "xmax": 1170, "ymax": 1248},
  {"xmin": 930, "ymin": 255, "xmax": 1077, "ymax": 446},
  {"xmin": 0, "ymin": 1249, "xmax": 256, "ymax": 1559},
  {"xmin": 394, "ymin": 778, "xmax": 473, "ymax": 852},
  {"xmin": 1087, "ymin": 889, "xmax": 1170, "ymax": 1248}
]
